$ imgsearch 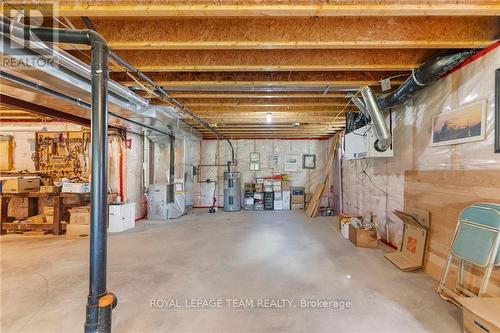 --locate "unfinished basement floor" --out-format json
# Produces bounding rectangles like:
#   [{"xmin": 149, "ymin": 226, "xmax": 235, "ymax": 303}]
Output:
[{"xmin": 1, "ymin": 210, "xmax": 461, "ymax": 333}]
